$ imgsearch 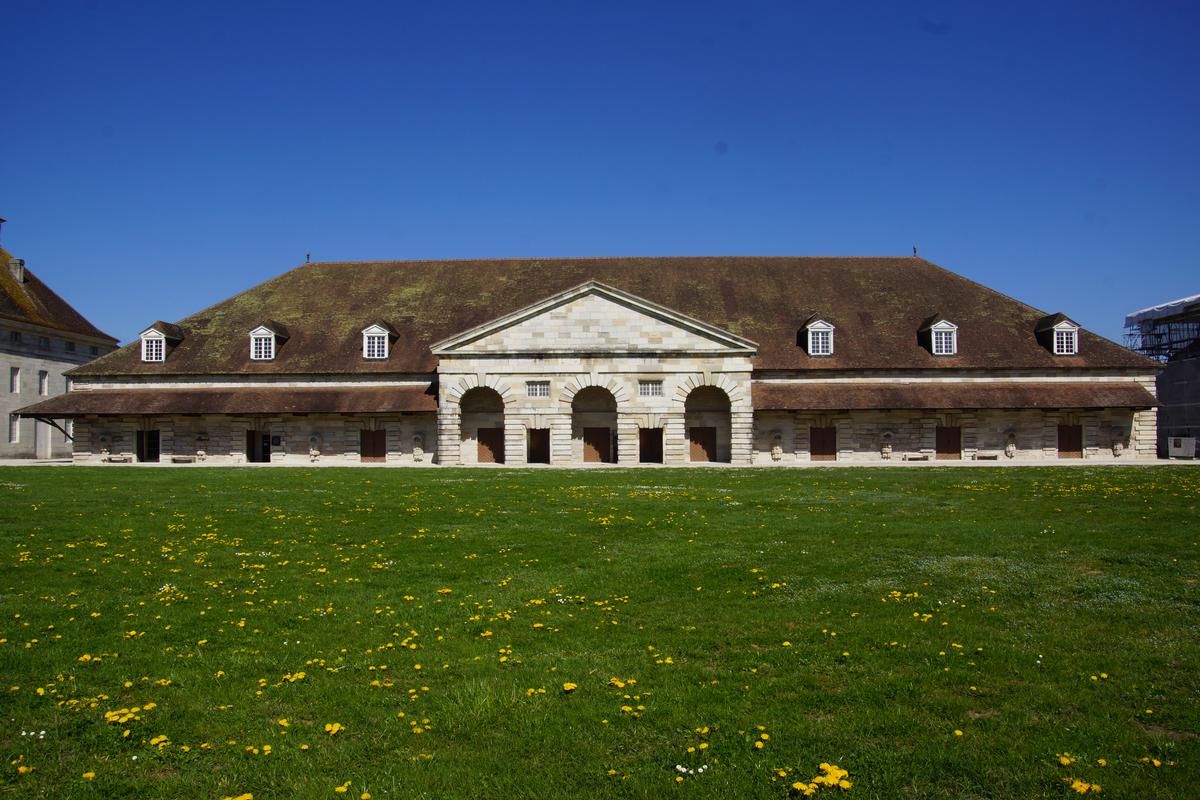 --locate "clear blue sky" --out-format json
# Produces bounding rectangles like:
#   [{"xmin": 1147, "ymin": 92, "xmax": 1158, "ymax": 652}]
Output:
[{"xmin": 3, "ymin": 1, "xmax": 1197, "ymax": 345}]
